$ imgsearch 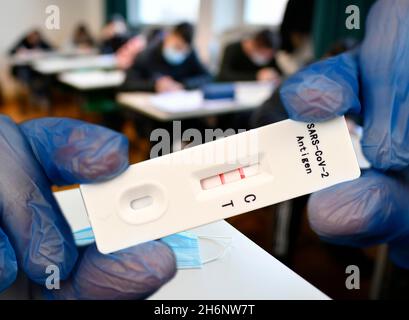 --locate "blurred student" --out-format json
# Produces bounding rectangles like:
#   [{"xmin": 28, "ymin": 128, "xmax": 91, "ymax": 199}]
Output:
[
  {"xmin": 100, "ymin": 15, "xmax": 130, "ymax": 54},
  {"xmin": 70, "ymin": 23, "xmax": 95, "ymax": 51},
  {"xmin": 9, "ymin": 29, "xmax": 52, "ymax": 56},
  {"xmin": 9, "ymin": 29, "xmax": 53, "ymax": 108},
  {"xmin": 121, "ymin": 22, "xmax": 212, "ymax": 92},
  {"xmin": 9, "ymin": 29, "xmax": 53, "ymax": 82},
  {"xmin": 217, "ymin": 29, "xmax": 282, "ymax": 83},
  {"xmin": 251, "ymin": 38, "xmax": 360, "ymax": 128},
  {"xmin": 276, "ymin": 0, "xmax": 315, "ymax": 76}
]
